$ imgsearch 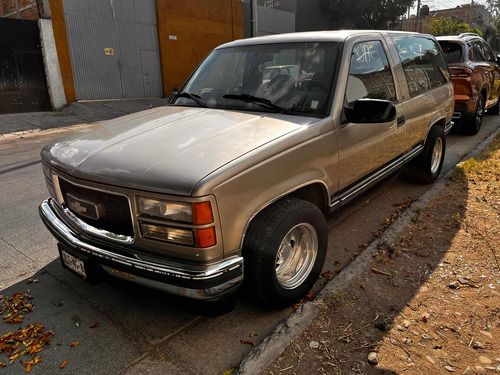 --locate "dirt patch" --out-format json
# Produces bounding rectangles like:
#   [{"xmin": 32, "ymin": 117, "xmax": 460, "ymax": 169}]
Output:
[{"xmin": 264, "ymin": 134, "xmax": 500, "ymax": 375}]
